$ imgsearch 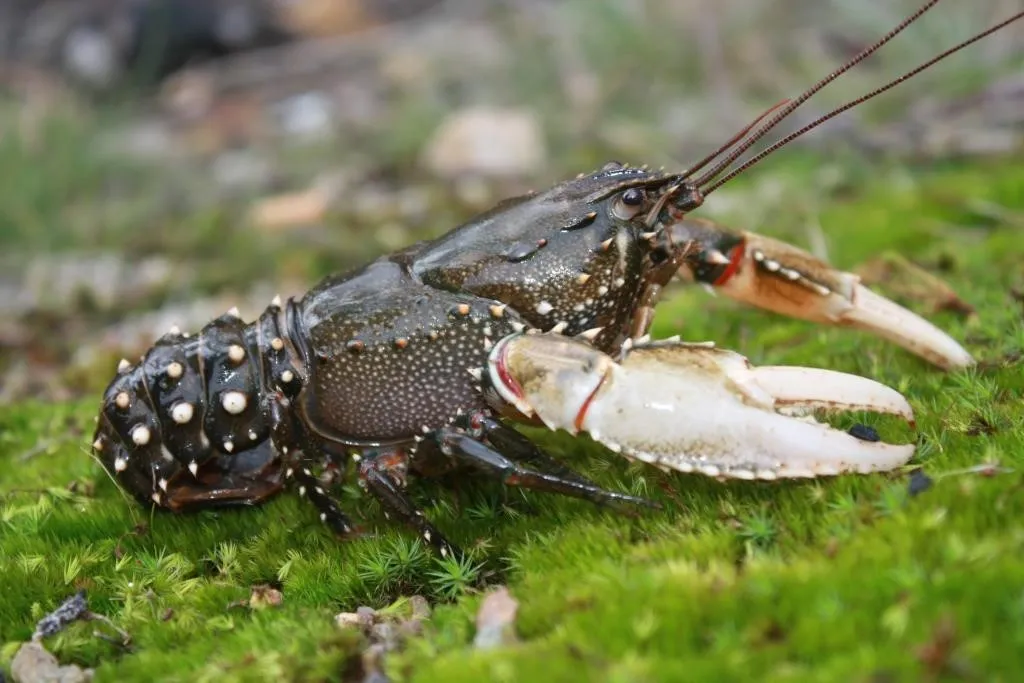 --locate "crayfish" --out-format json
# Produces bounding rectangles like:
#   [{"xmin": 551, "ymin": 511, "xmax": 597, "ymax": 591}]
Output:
[{"xmin": 90, "ymin": 0, "xmax": 1019, "ymax": 558}]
